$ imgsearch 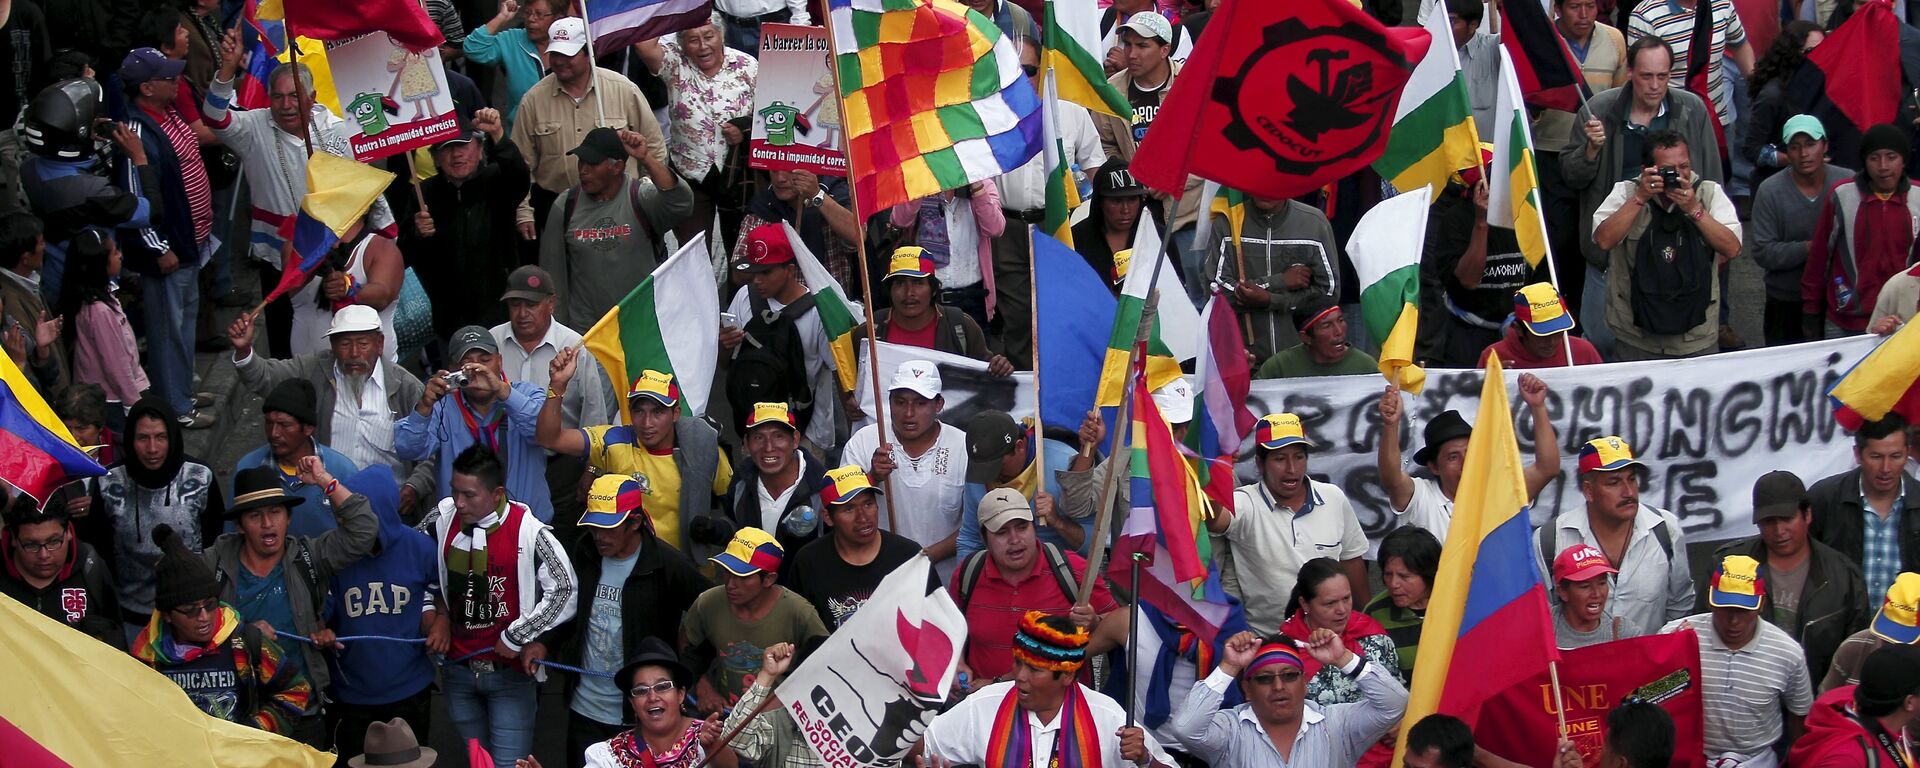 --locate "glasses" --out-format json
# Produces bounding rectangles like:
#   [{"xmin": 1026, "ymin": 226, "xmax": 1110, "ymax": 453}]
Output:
[
  {"xmin": 15, "ymin": 534, "xmax": 66, "ymax": 555},
  {"xmin": 171, "ymin": 599, "xmax": 220, "ymax": 618},
  {"xmin": 629, "ymin": 680, "xmax": 678, "ymax": 697},
  {"xmin": 1248, "ymin": 669, "xmax": 1304, "ymax": 686},
  {"xmin": 524, "ymin": 8, "xmax": 555, "ymax": 19}
]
